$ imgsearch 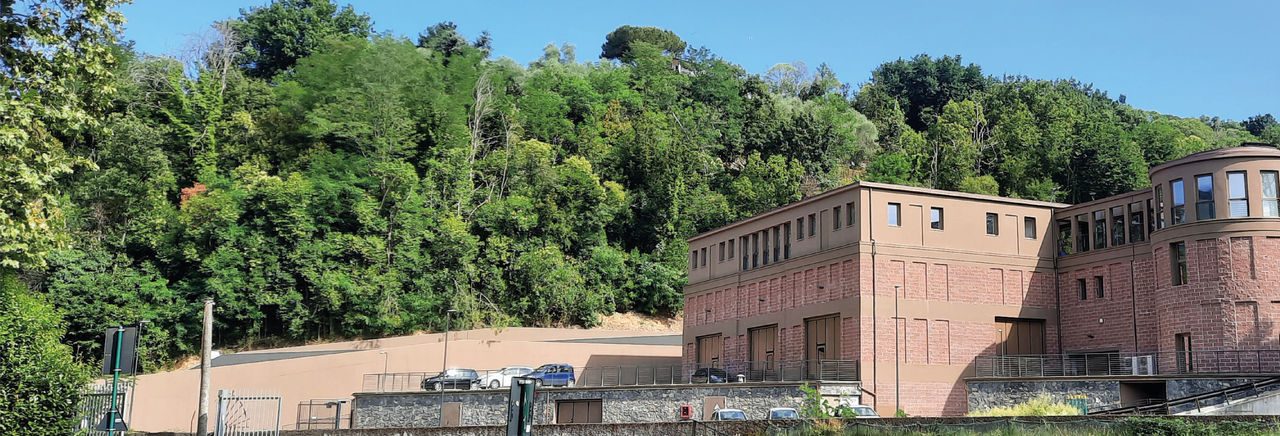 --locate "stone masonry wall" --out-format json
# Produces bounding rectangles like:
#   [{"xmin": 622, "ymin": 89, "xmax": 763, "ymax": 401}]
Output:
[
  {"xmin": 967, "ymin": 379, "xmax": 1122, "ymax": 413},
  {"xmin": 352, "ymin": 383, "xmax": 860, "ymax": 429}
]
